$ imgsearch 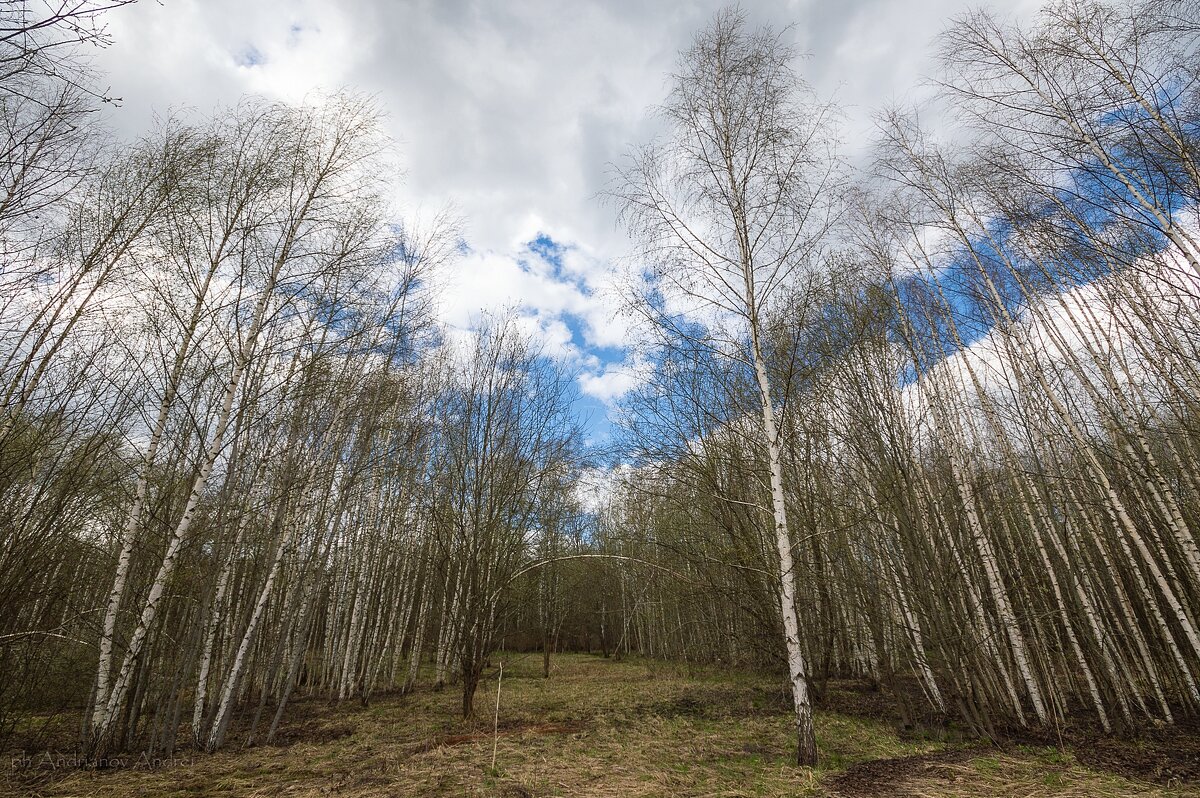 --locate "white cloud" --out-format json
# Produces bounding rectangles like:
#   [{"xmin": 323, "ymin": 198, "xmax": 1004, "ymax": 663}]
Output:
[
  {"xmin": 435, "ymin": 235, "xmax": 629, "ymax": 364},
  {"xmin": 95, "ymin": 0, "xmax": 1036, "ymax": 254},
  {"xmin": 896, "ymin": 243, "xmax": 1200, "ymax": 457},
  {"xmin": 578, "ymin": 356, "xmax": 652, "ymax": 406},
  {"xmin": 87, "ymin": 0, "xmax": 1043, "ymax": 438}
]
